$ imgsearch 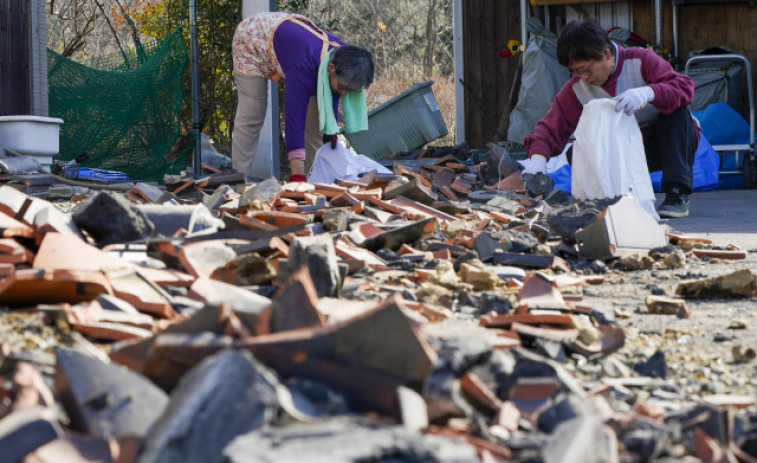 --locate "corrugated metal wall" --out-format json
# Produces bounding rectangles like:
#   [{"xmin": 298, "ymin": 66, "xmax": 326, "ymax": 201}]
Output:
[
  {"xmin": 0, "ymin": 0, "xmax": 31, "ymax": 115},
  {"xmin": 565, "ymin": 1, "xmax": 633, "ymax": 31}
]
